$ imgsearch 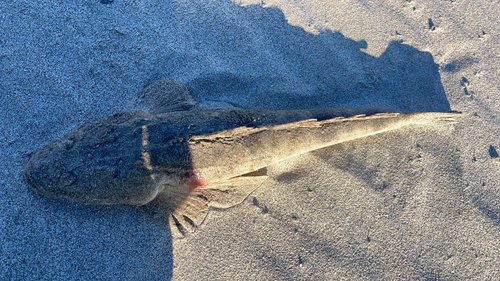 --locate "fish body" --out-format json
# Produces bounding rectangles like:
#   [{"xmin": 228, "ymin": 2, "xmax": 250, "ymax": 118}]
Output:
[{"xmin": 24, "ymin": 79, "xmax": 460, "ymax": 235}]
